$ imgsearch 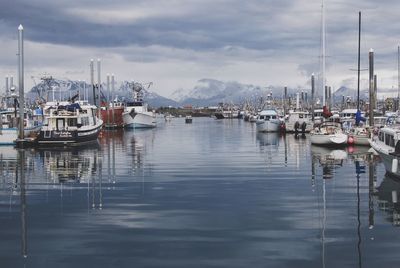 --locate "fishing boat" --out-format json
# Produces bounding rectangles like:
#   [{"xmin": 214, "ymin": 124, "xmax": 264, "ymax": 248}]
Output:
[
  {"xmin": 370, "ymin": 125, "xmax": 400, "ymax": 177},
  {"xmin": 0, "ymin": 107, "xmax": 43, "ymax": 145},
  {"xmin": 185, "ymin": 115, "xmax": 193, "ymax": 124},
  {"xmin": 37, "ymin": 101, "xmax": 103, "ymax": 145},
  {"xmin": 214, "ymin": 102, "xmax": 239, "ymax": 119},
  {"xmin": 101, "ymin": 98, "xmax": 124, "ymax": 128},
  {"xmin": 256, "ymin": 109, "xmax": 280, "ymax": 132},
  {"xmin": 310, "ymin": 121, "xmax": 348, "ymax": 146},
  {"xmin": 164, "ymin": 113, "xmax": 174, "ymax": 121},
  {"xmin": 122, "ymin": 82, "xmax": 156, "ymax": 128},
  {"xmin": 285, "ymin": 110, "xmax": 313, "ymax": 133}
]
